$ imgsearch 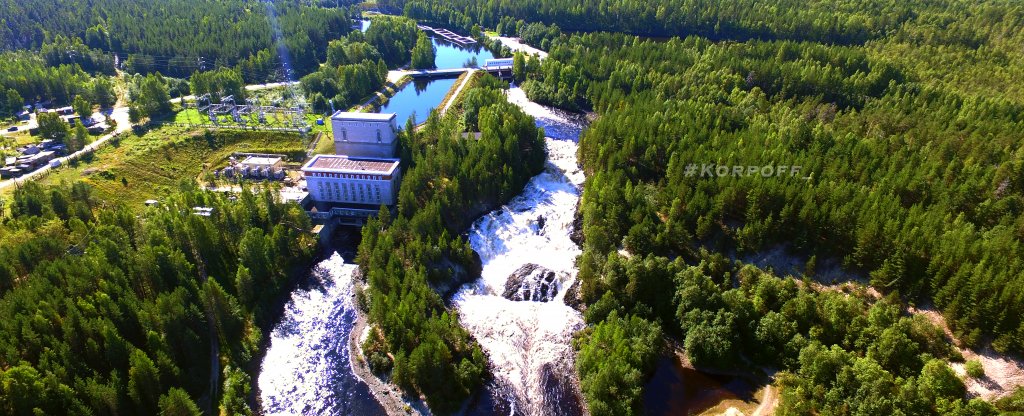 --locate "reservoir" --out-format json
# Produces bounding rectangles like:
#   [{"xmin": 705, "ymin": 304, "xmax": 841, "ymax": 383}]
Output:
[{"xmin": 377, "ymin": 27, "xmax": 496, "ymax": 127}]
